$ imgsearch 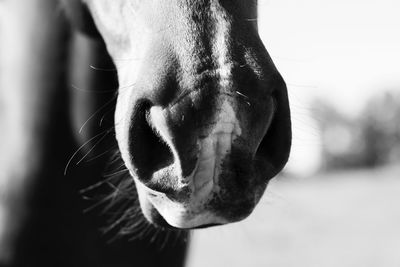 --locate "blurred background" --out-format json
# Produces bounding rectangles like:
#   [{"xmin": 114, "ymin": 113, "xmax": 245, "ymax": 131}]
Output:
[{"xmin": 187, "ymin": 0, "xmax": 400, "ymax": 266}]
